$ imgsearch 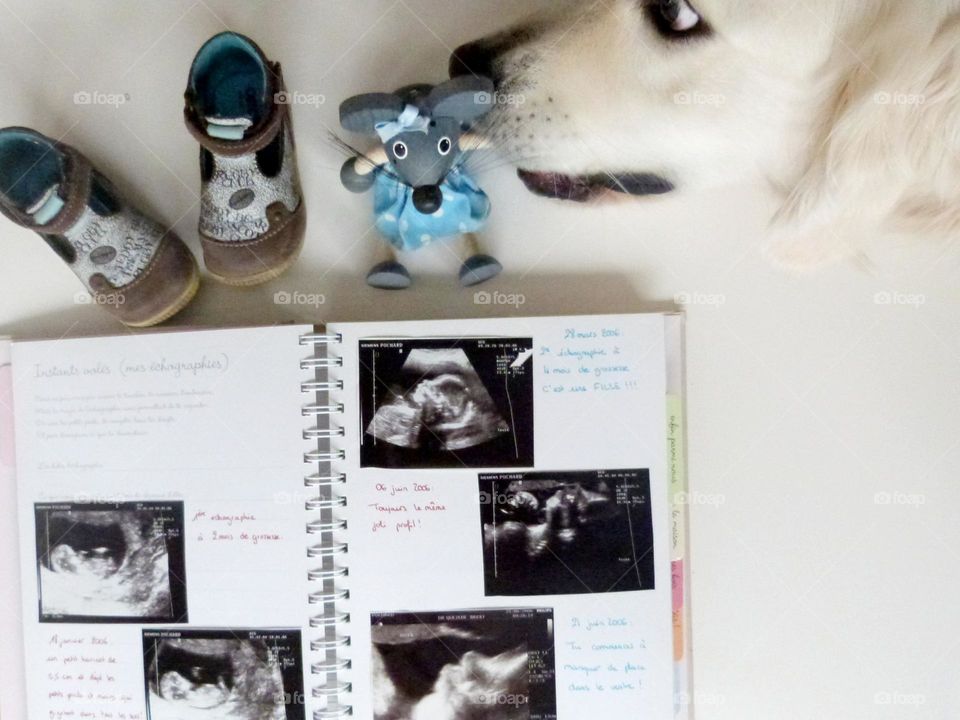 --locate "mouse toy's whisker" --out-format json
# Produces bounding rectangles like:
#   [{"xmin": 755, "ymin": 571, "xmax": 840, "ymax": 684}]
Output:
[
  {"xmin": 326, "ymin": 132, "xmax": 366, "ymax": 158},
  {"xmin": 453, "ymin": 137, "xmax": 502, "ymax": 174},
  {"xmin": 461, "ymin": 151, "xmax": 549, "ymax": 176},
  {"xmin": 458, "ymin": 119, "xmax": 533, "ymax": 171},
  {"xmin": 327, "ymin": 133, "xmax": 401, "ymax": 183}
]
